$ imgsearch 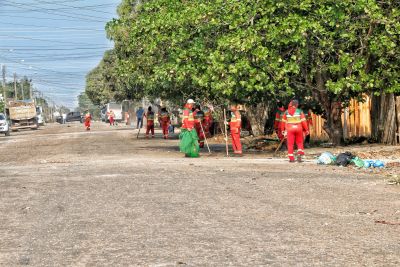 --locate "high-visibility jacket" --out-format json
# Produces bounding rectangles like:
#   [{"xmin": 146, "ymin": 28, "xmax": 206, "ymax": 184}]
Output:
[
  {"xmin": 280, "ymin": 108, "xmax": 309, "ymax": 132},
  {"xmin": 160, "ymin": 111, "xmax": 170, "ymax": 124},
  {"xmin": 182, "ymin": 107, "xmax": 195, "ymax": 129},
  {"xmin": 146, "ymin": 111, "xmax": 155, "ymax": 125},
  {"xmin": 229, "ymin": 110, "xmax": 242, "ymax": 130},
  {"xmin": 274, "ymin": 108, "xmax": 286, "ymax": 130}
]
